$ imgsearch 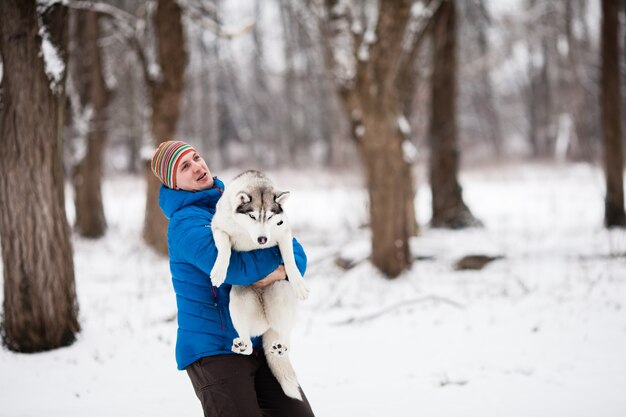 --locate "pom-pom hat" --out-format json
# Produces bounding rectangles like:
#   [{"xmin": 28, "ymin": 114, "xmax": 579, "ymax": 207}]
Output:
[{"xmin": 151, "ymin": 140, "xmax": 196, "ymax": 189}]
